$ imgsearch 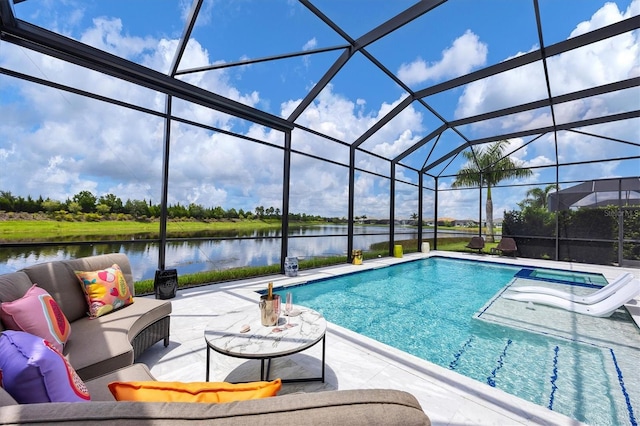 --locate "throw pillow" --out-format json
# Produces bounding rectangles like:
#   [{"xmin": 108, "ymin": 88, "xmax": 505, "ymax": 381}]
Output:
[
  {"xmin": 0, "ymin": 330, "xmax": 90, "ymax": 403},
  {"xmin": 0, "ymin": 284, "xmax": 71, "ymax": 352},
  {"xmin": 75, "ymin": 263, "xmax": 134, "ymax": 318},
  {"xmin": 108, "ymin": 379, "xmax": 282, "ymax": 403}
]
